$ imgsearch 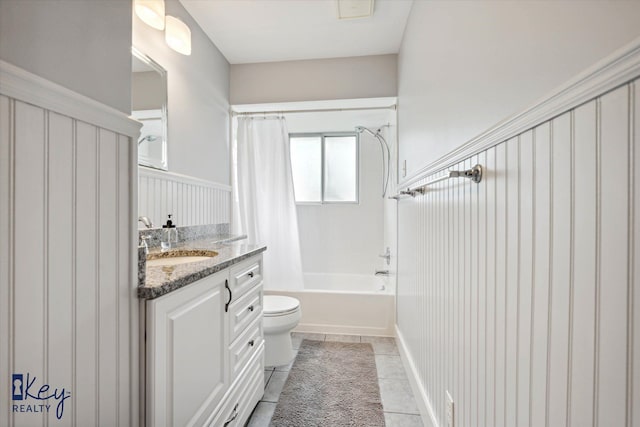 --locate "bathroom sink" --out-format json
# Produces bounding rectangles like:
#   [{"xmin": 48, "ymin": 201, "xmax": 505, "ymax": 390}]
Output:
[{"xmin": 146, "ymin": 250, "xmax": 218, "ymax": 267}]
